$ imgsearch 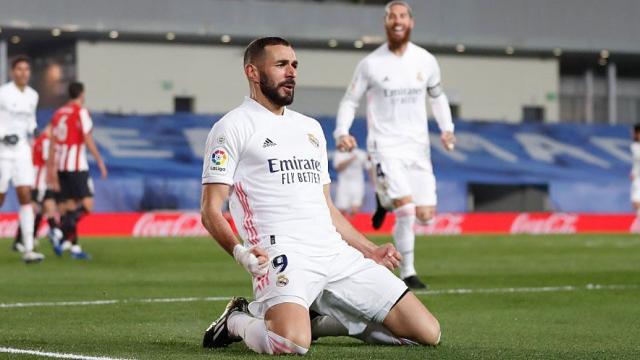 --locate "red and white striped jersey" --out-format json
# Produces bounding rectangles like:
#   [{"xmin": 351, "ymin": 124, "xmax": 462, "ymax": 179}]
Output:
[
  {"xmin": 32, "ymin": 131, "xmax": 49, "ymax": 167},
  {"xmin": 32, "ymin": 131, "xmax": 50, "ymax": 193},
  {"xmin": 51, "ymin": 102, "xmax": 93, "ymax": 172}
]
